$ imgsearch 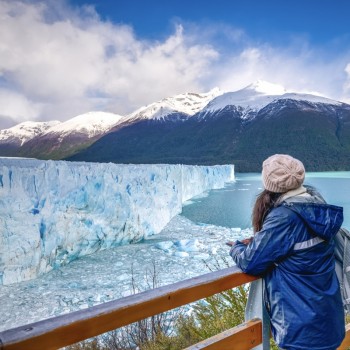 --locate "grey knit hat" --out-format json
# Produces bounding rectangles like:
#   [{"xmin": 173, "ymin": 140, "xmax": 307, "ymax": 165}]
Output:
[{"xmin": 262, "ymin": 154, "xmax": 305, "ymax": 193}]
